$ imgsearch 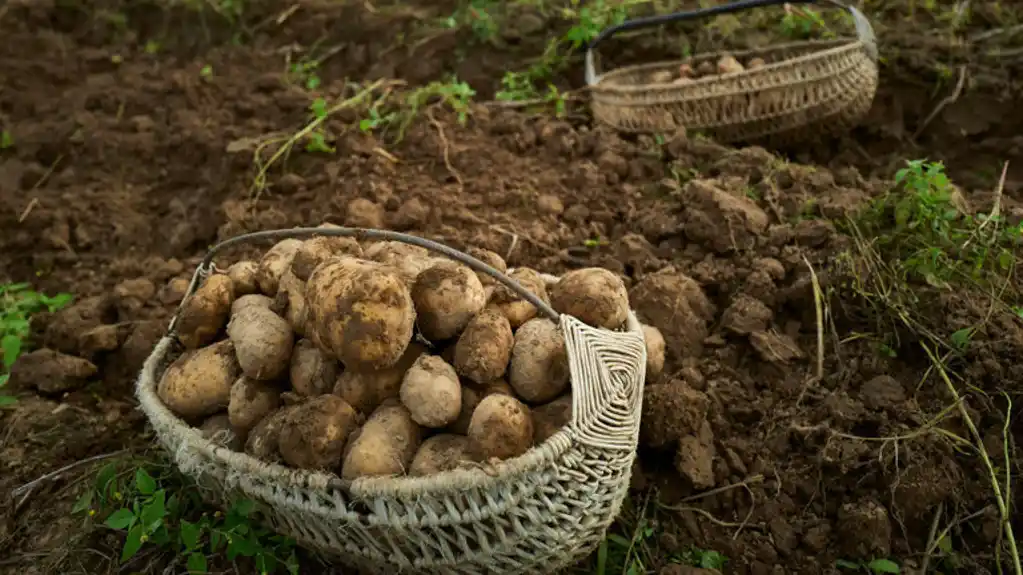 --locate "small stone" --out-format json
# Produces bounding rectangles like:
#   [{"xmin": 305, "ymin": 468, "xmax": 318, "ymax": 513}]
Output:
[
  {"xmin": 345, "ymin": 198, "xmax": 384, "ymax": 228},
  {"xmin": 720, "ymin": 294, "xmax": 773, "ymax": 335},
  {"xmin": 10, "ymin": 348, "xmax": 98, "ymax": 394},
  {"xmin": 859, "ymin": 375, "xmax": 907, "ymax": 410},
  {"xmin": 536, "ymin": 194, "xmax": 564, "ymax": 215}
]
